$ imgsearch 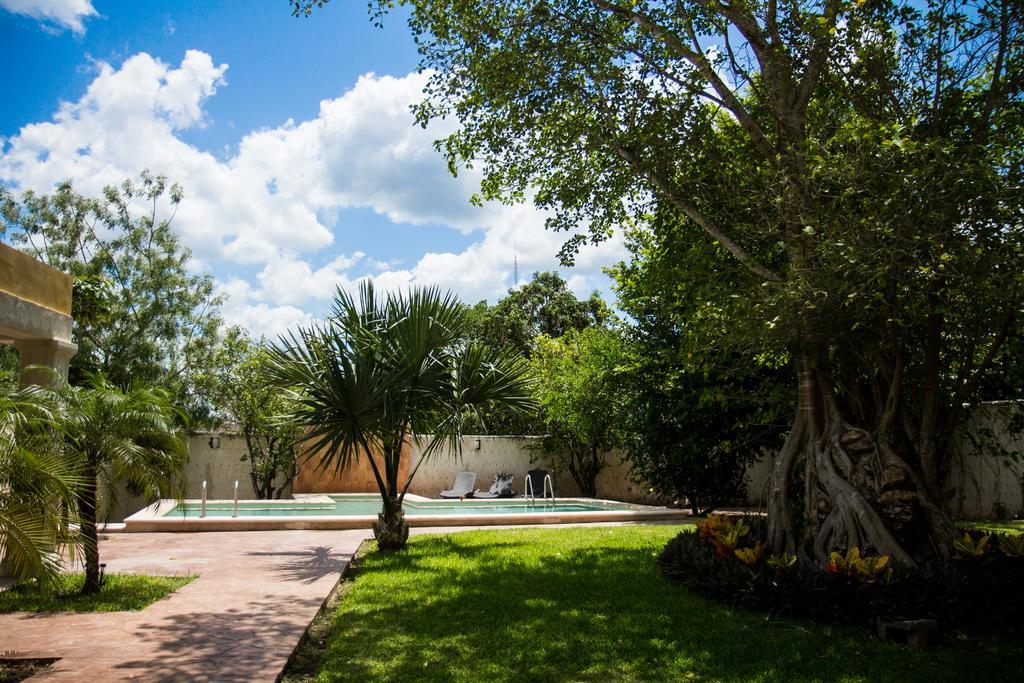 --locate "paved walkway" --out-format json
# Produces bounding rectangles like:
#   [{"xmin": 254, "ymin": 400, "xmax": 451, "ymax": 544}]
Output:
[{"xmin": 0, "ymin": 529, "xmax": 370, "ymax": 681}]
